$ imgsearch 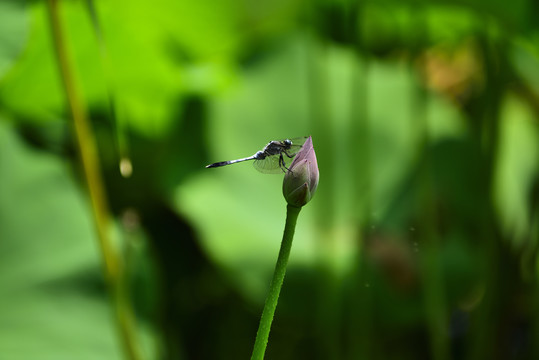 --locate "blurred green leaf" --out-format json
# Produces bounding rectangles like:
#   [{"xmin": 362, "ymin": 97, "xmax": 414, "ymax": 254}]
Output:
[
  {"xmin": 0, "ymin": 120, "xmax": 121, "ymax": 359},
  {"xmin": 0, "ymin": 1, "xmax": 28, "ymax": 80},
  {"xmin": 494, "ymin": 95, "xmax": 539, "ymax": 246},
  {"xmin": 0, "ymin": 0, "xmax": 241, "ymax": 135}
]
